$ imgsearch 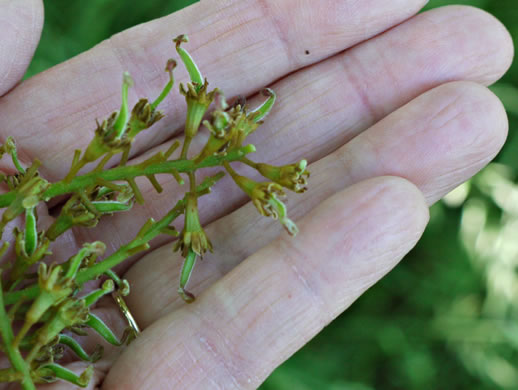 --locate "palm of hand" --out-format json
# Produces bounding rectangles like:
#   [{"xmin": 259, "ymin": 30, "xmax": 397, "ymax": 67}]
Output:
[{"xmin": 0, "ymin": 0, "xmax": 513, "ymax": 389}]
